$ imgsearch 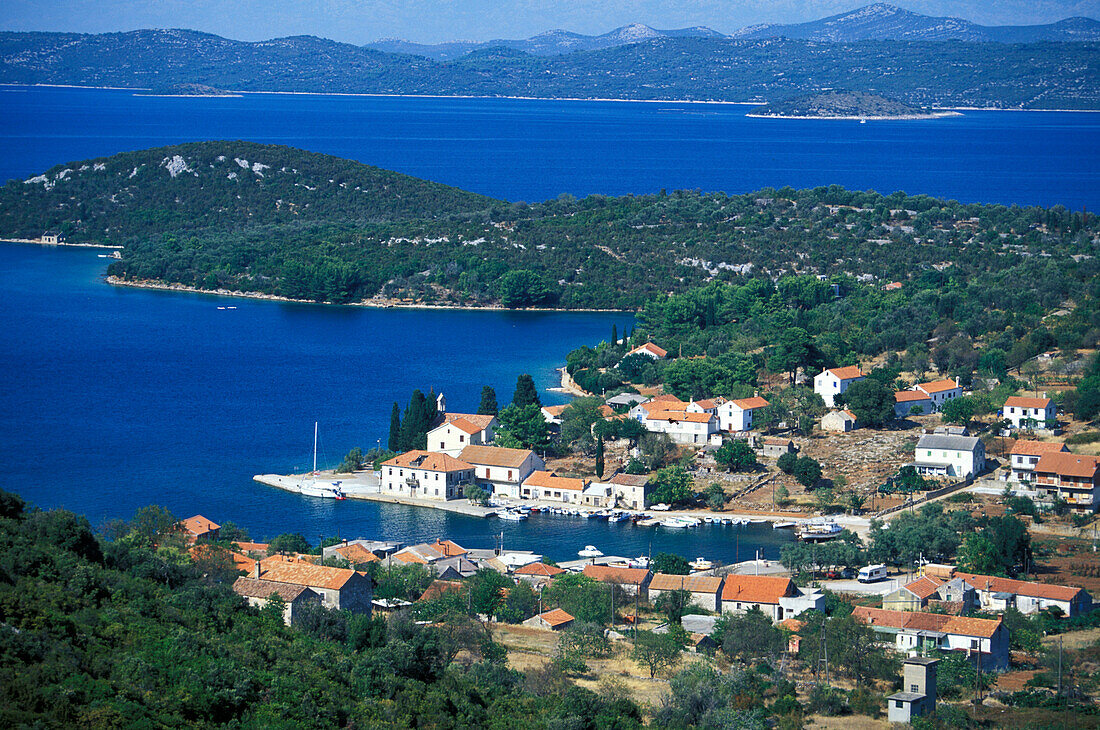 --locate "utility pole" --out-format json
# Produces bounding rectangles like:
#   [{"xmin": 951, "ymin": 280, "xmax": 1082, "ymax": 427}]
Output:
[{"xmin": 1058, "ymin": 635, "xmax": 1063, "ymax": 698}]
